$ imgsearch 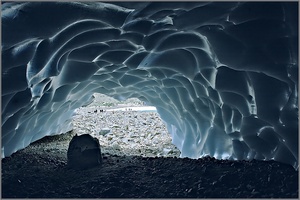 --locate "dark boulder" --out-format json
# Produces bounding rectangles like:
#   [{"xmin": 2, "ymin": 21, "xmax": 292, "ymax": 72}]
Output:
[{"xmin": 67, "ymin": 134, "xmax": 102, "ymax": 169}]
